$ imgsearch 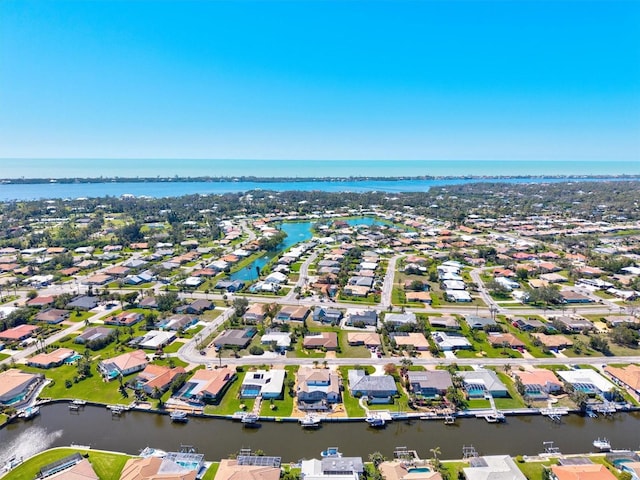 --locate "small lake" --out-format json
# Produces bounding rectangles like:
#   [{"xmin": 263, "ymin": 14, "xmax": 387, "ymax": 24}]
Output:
[{"xmin": 229, "ymin": 217, "xmax": 388, "ymax": 282}]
